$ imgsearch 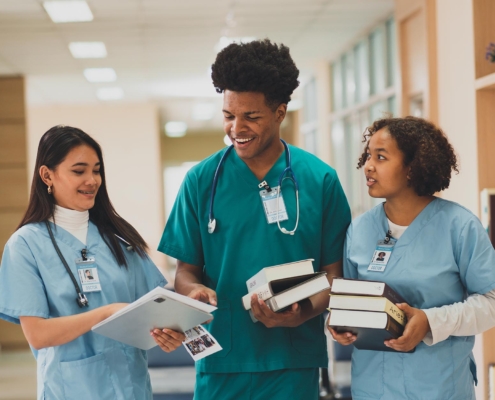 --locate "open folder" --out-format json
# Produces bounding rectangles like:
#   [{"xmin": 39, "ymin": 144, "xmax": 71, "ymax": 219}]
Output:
[{"xmin": 92, "ymin": 287, "xmax": 217, "ymax": 350}]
